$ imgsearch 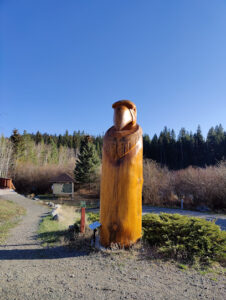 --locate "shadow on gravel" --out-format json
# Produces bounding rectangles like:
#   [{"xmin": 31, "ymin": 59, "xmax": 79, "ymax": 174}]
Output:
[{"xmin": 0, "ymin": 246, "xmax": 88, "ymax": 260}]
